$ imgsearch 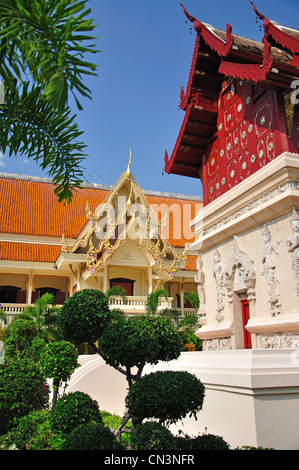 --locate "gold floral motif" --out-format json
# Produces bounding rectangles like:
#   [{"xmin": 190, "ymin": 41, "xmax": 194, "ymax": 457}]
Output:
[{"xmin": 283, "ymin": 90, "xmax": 295, "ymax": 138}]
